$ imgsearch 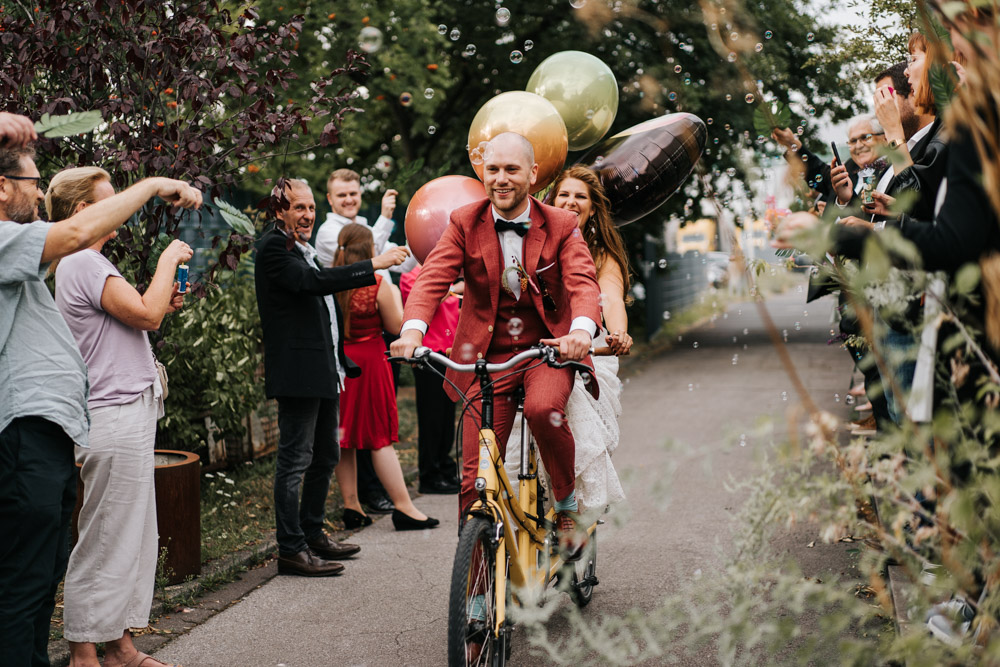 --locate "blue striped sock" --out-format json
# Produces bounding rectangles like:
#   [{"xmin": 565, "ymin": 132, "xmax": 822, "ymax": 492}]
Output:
[{"xmin": 554, "ymin": 491, "xmax": 578, "ymax": 513}]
